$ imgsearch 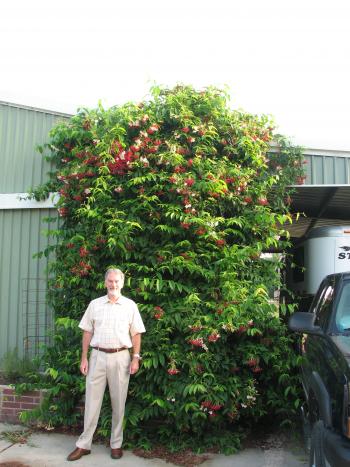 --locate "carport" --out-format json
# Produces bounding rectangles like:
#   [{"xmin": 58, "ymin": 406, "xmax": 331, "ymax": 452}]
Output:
[{"xmin": 279, "ymin": 148, "xmax": 350, "ymax": 241}]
